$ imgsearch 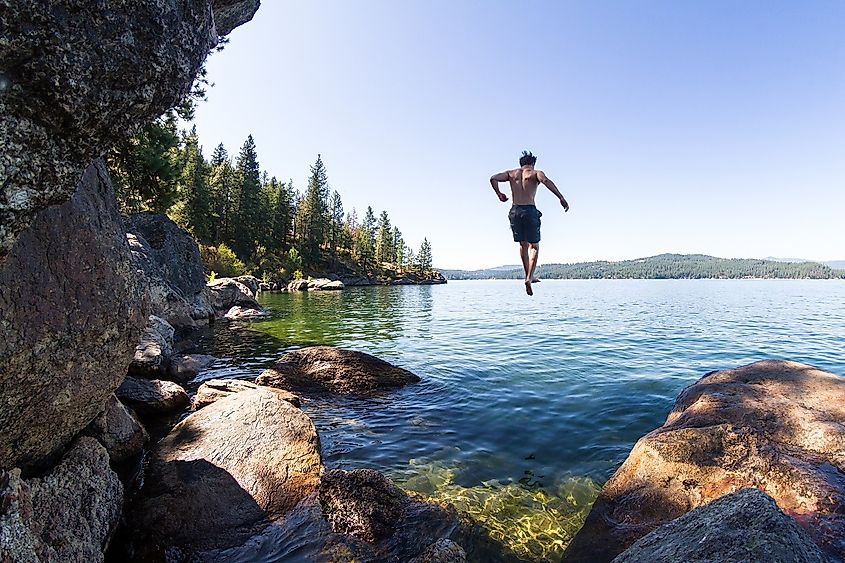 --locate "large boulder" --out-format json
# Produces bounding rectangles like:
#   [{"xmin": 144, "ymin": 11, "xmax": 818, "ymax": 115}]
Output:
[
  {"xmin": 256, "ymin": 346, "xmax": 421, "ymax": 394},
  {"xmin": 0, "ymin": 437, "xmax": 123, "ymax": 562},
  {"xmin": 0, "ymin": 160, "xmax": 148, "ymax": 471},
  {"xmin": 207, "ymin": 277, "xmax": 261, "ymax": 316},
  {"xmin": 128, "ymin": 315, "xmax": 175, "ymax": 377},
  {"xmin": 126, "ymin": 213, "xmax": 214, "ymax": 329},
  {"xmin": 130, "ymin": 387, "xmax": 322, "ymax": 554},
  {"xmin": 563, "ymin": 360, "xmax": 845, "ymax": 562},
  {"xmin": 611, "ymin": 488, "xmax": 825, "ymax": 563},
  {"xmin": 193, "ymin": 378, "xmax": 300, "ymax": 410},
  {"xmin": 0, "ymin": 0, "xmax": 259, "ymax": 256},
  {"xmin": 116, "ymin": 377, "xmax": 189, "ymax": 417},
  {"xmin": 84, "ymin": 395, "xmax": 148, "ymax": 464}
]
